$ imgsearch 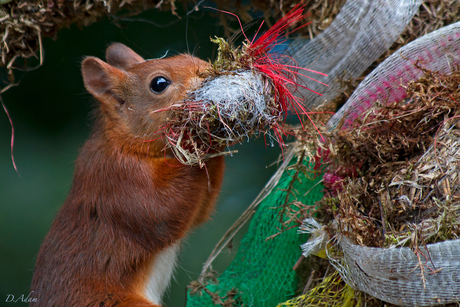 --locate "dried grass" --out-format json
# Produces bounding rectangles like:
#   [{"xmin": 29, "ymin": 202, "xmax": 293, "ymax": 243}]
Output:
[
  {"xmin": 0, "ymin": 0, "xmax": 347, "ymax": 84},
  {"xmin": 159, "ymin": 69, "xmax": 279, "ymax": 167},
  {"xmin": 312, "ymin": 68, "xmax": 460, "ymax": 248},
  {"xmin": 0, "ymin": 0, "xmax": 180, "ymax": 82},
  {"xmin": 287, "ymin": 67, "xmax": 460, "ymax": 307},
  {"xmin": 156, "ymin": 6, "xmax": 314, "ymax": 167}
]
